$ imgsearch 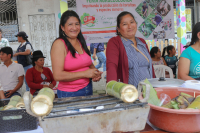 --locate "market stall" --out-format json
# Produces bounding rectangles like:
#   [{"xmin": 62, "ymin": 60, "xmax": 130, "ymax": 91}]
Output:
[
  {"xmin": 1, "ymin": 0, "xmax": 199, "ymax": 132},
  {"xmin": 0, "ymin": 84, "xmax": 151, "ymax": 133},
  {"xmin": 2, "ymin": 77, "xmax": 200, "ymax": 133}
]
